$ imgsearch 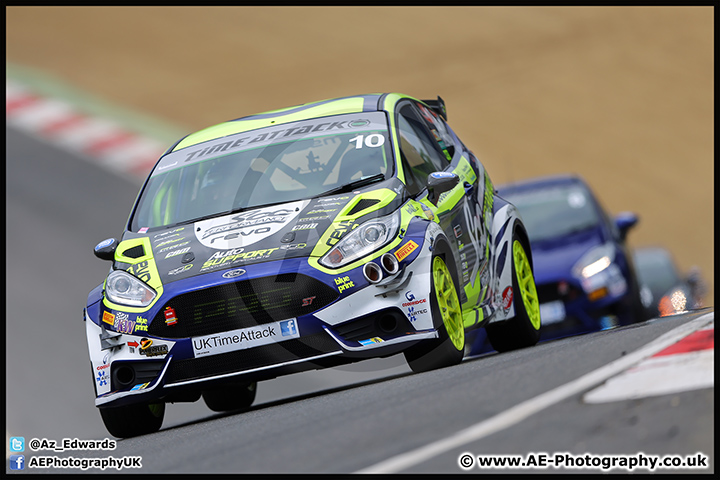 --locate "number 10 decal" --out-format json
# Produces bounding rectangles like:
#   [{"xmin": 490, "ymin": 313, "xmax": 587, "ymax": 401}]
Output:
[{"xmin": 349, "ymin": 134, "xmax": 385, "ymax": 149}]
